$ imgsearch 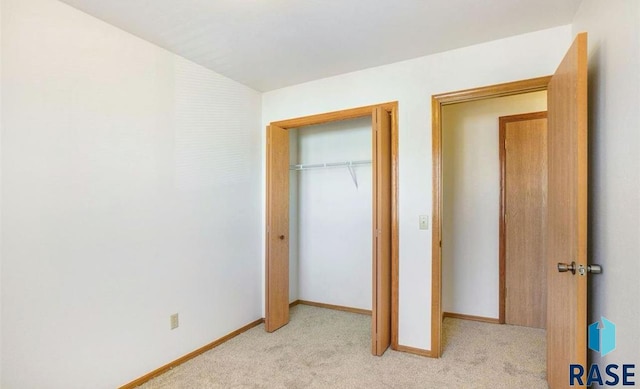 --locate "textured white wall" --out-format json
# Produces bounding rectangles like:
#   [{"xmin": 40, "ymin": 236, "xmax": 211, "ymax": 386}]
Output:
[
  {"xmin": 289, "ymin": 130, "xmax": 299, "ymax": 302},
  {"xmin": 295, "ymin": 118, "xmax": 372, "ymax": 310},
  {"xmin": 572, "ymin": 0, "xmax": 640, "ymax": 366},
  {"xmin": 0, "ymin": 0, "xmax": 3, "ymax": 384},
  {"xmin": 0, "ymin": 0, "xmax": 262, "ymax": 388},
  {"xmin": 441, "ymin": 91, "xmax": 547, "ymax": 318},
  {"xmin": 262, "ymin": 25, "xmax": 573, "ymax": 350}
]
